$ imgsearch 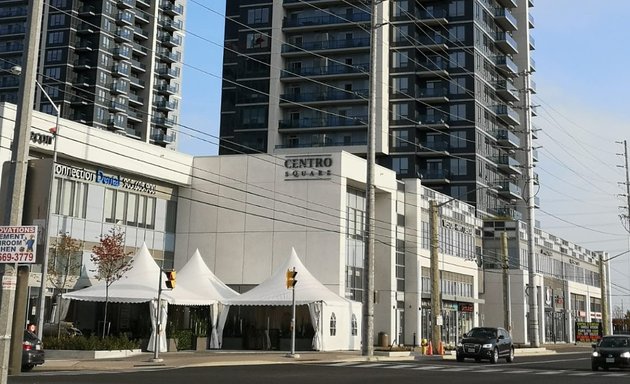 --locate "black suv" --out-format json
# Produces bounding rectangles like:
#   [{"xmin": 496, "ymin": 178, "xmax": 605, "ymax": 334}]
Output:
[{"xmin": 456, "ymin": 327, "xmax": 514, "ymax": 364}]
